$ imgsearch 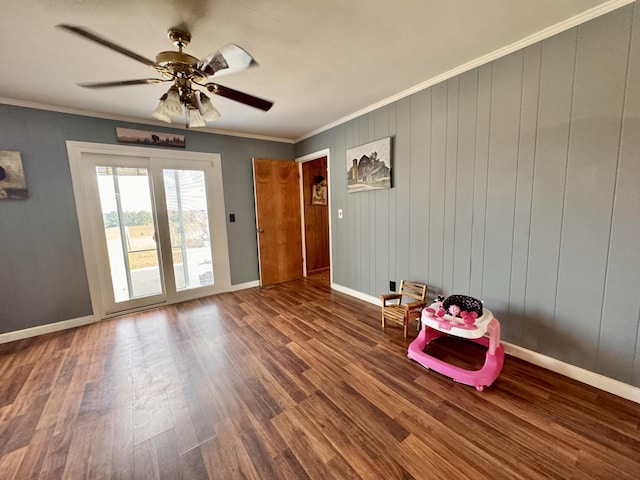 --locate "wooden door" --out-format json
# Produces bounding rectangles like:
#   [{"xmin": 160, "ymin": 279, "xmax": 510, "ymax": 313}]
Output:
[
  {"xmin": 253, "ymin": 158, "xmax": 303, "ymax": 286},
  {"xmin": 302, "ymin": 157, "xmax": 330, "ymax": 274}
]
